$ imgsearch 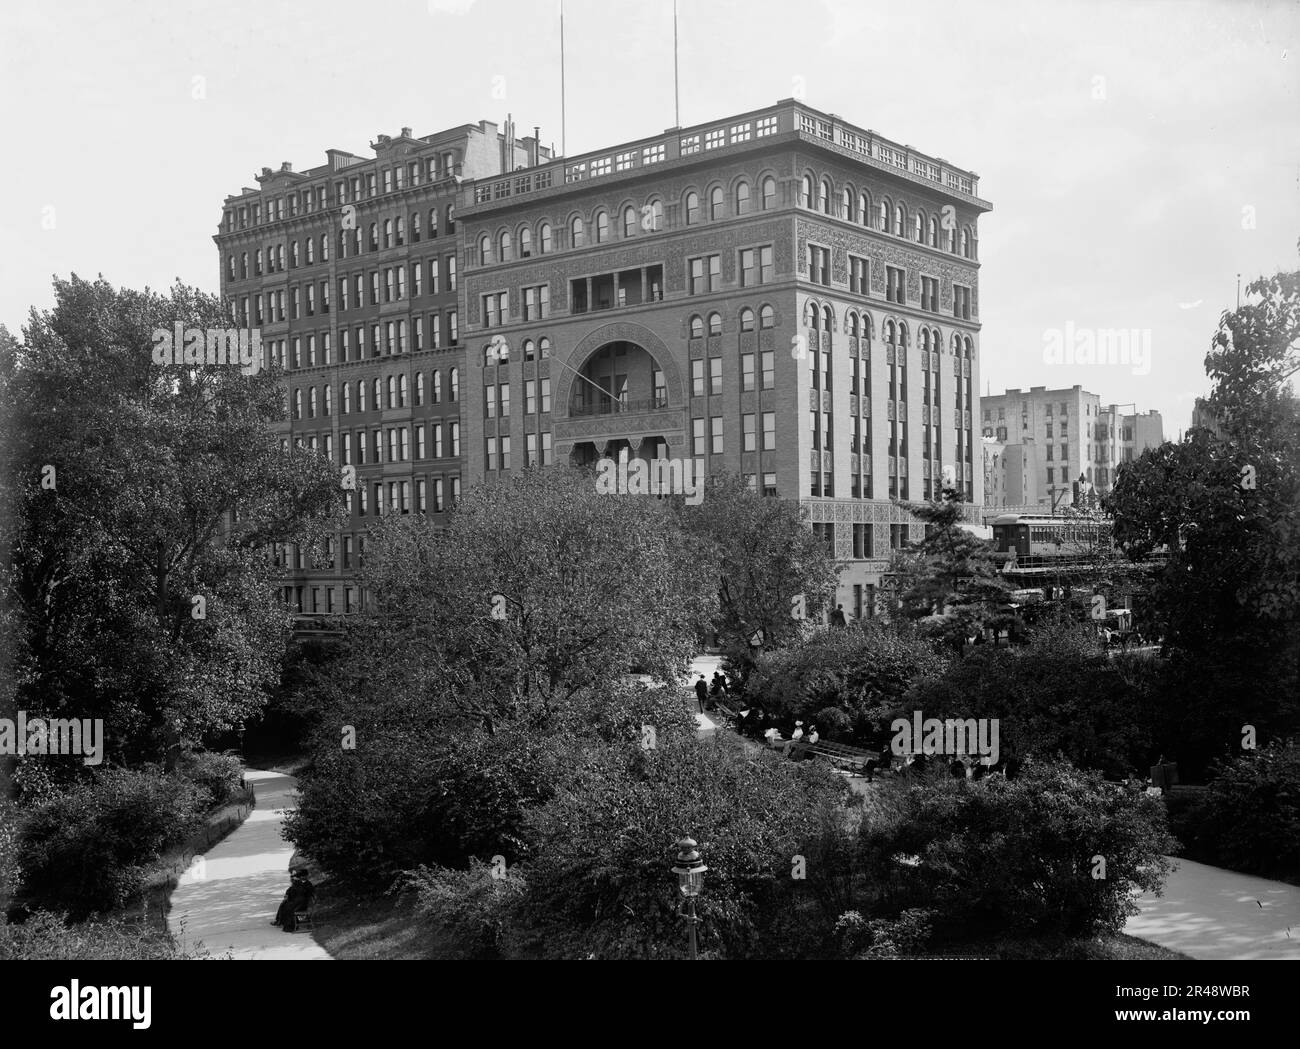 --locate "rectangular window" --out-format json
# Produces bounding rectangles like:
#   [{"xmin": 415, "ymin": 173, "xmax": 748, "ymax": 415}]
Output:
[
  {"xmin": 762, "ymin": 412, "xmax": 776, "ymax": 450},
  {"xmin": 525, "ymin": 379, "xmax": 536, "ymax": 414},
  {"xmin": 850, "ymin": 255, "xmax": 869, "ymax": 295},
  {"xmin": 692, "ymin": 418, "xmax": 705, "ymax": 457},
  {"xmin": 691, "ymin": 359, "xmax": 705, "ymax": 397},
  {"xmin": 761, "ymin": 350, "xmax": 774, "ymax": 389},
  {"xmin": 743, "ymin": 413, "xmax": 756, "ymax": 451},
  {"xmin": 741, "ymin": 353, "xmax": 755, "ymax": 392},
  {"xmin": 808, "ymin": 245, "xmax": 830, "ymax": 286},
  {"xmin": 710, "ymin": 416, "xmax": 723, "ymax": 454},
  {"xmin": 540, "ymin": 378, "xmax": 551, "ymax": 413},
  {"xmin": 709, "ymin": 357, "xmax": 722, "ymax": 395}
]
